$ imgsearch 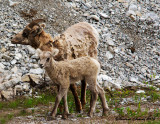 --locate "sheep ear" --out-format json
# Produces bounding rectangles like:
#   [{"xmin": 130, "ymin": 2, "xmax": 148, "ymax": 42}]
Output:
[
  {"xmin": 51, "ymin": 49, "xmax": 59, "ymax": 57},
  {"xmin": 36, "ymin": 49, "xmax": 42, "ymax": 56},
  {"xmin": 40, "ymin": 23, "xmax": 46, "ymax": 29},
  {"xmin": 31, "ymin": 26, "xmax": 43, "ymax": 37},
  {"xmin": 52, "ymin": 39, "xmax": 63, "ymax": 47}
]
